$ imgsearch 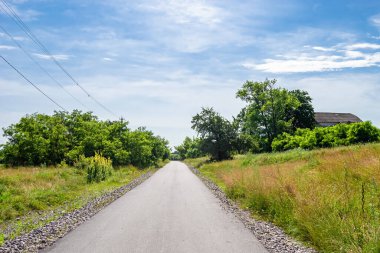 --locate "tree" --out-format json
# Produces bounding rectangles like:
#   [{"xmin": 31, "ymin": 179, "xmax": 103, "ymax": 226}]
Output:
[
  {"xmin": 175, "ymin": 137, "xmax": 203, "ymax": 160},
  {"xmin": 236, "ymin": 79, "xmax": 300, "ymax": 151},
  {"xmin": 1, "ymin": 111, "xmax": 170, "ymax": 167},
  {"xmin": 286, "ymin": 89, "xmax": 316, "ymax": 131},
  {"xmin": 191, "ymin": 107, "xmax": 237, "ymax": 161},
  {"xmin": 1, "ymin": 113, "xmax": 69, "ymax": 166}
]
